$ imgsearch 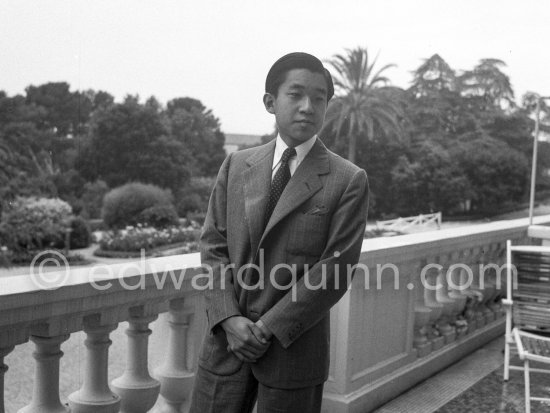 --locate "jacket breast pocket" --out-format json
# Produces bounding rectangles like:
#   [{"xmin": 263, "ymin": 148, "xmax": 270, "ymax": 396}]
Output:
[{"xmin": 286, "ymin": 213, "xmax": 328, "ymax": 258}]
